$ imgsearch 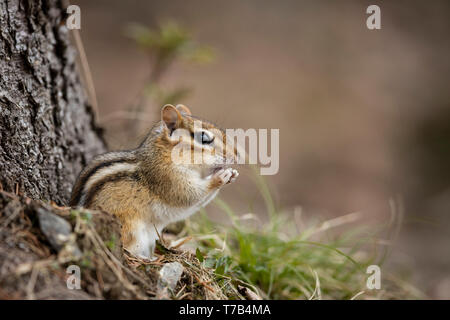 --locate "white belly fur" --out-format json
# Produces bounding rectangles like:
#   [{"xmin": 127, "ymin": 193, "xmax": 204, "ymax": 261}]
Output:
[{"xmin": 128, "ymin": 190, "xmax": 219, "ymax": 259}]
